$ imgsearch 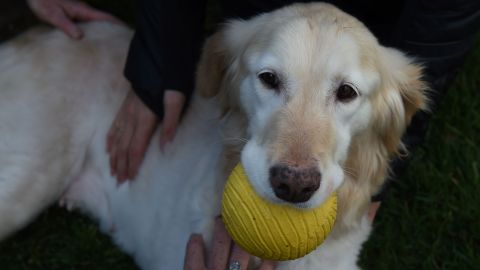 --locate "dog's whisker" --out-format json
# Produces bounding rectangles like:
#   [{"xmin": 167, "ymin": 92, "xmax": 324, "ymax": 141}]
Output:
[
  {"xmin": 341, "ymin": 166, "xmax": 358, "ymax": 178},
  {"xmin": 223, "ymin": 137, "xmax": 249, "ymax": 143}
]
